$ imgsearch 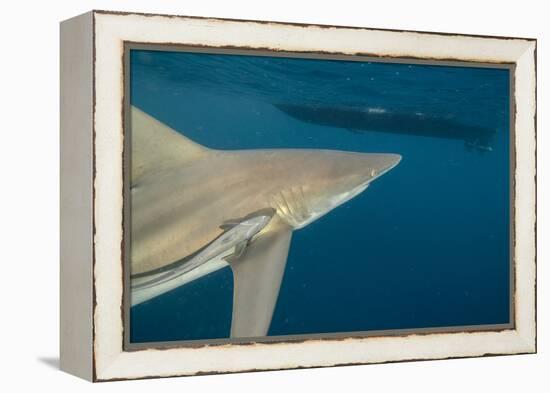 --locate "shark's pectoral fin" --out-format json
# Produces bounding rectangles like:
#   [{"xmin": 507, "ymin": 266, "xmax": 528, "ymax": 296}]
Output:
[{"xmin": 228, "ymin": 223, "xmax": 292, "ymax": 338}]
